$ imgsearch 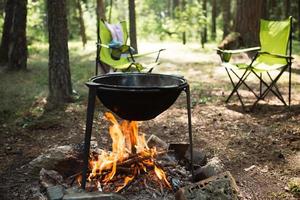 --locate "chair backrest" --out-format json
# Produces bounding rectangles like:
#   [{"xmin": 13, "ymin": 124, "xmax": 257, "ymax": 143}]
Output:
[
  {"xmin": 257, "ymin": 17, "xmax": 292, "ymax": 65},
  {"xmin": 99, "ymin": 20, "xmax": 129, "ymax": 67}
]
